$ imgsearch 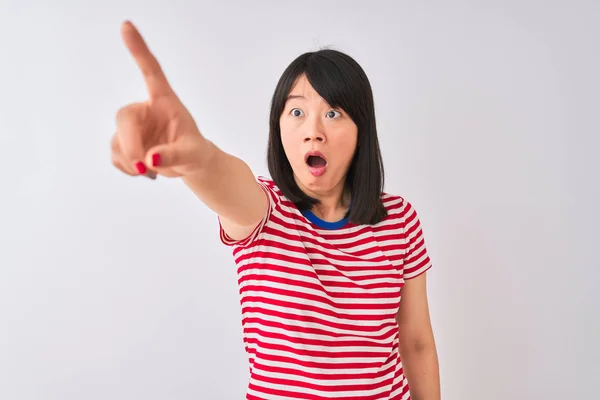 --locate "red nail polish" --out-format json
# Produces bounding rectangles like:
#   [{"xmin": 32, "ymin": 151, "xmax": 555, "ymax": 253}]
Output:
[
  {"xmin": 152, "ymin": 153, "xmax": 161, "ymax": 167},
  {"xmin": 135, "ymin": 162, "xmax": 147, "ymax": 174}
]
